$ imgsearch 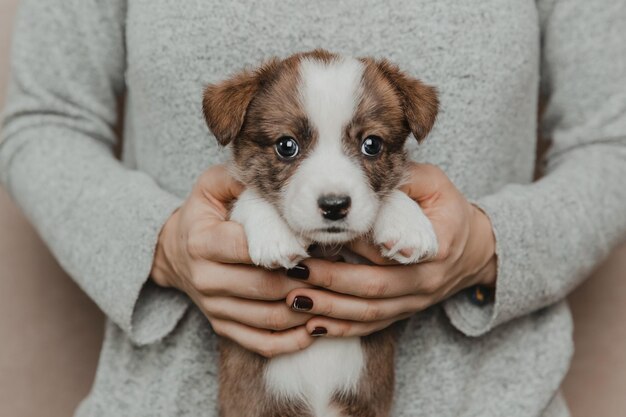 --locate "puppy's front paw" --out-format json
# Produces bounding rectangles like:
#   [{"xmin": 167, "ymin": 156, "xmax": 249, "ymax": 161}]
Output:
[
  {"xmin": 246, "ymin": 226, "xmax": 309, "ymax": 270},
  {"xmin": 373, "ymin": 192, "xmax": 438, "ymax": 264},
  {"xmin": 230, "ymin": 189, "xmax": 309, "ymax": 270}
]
